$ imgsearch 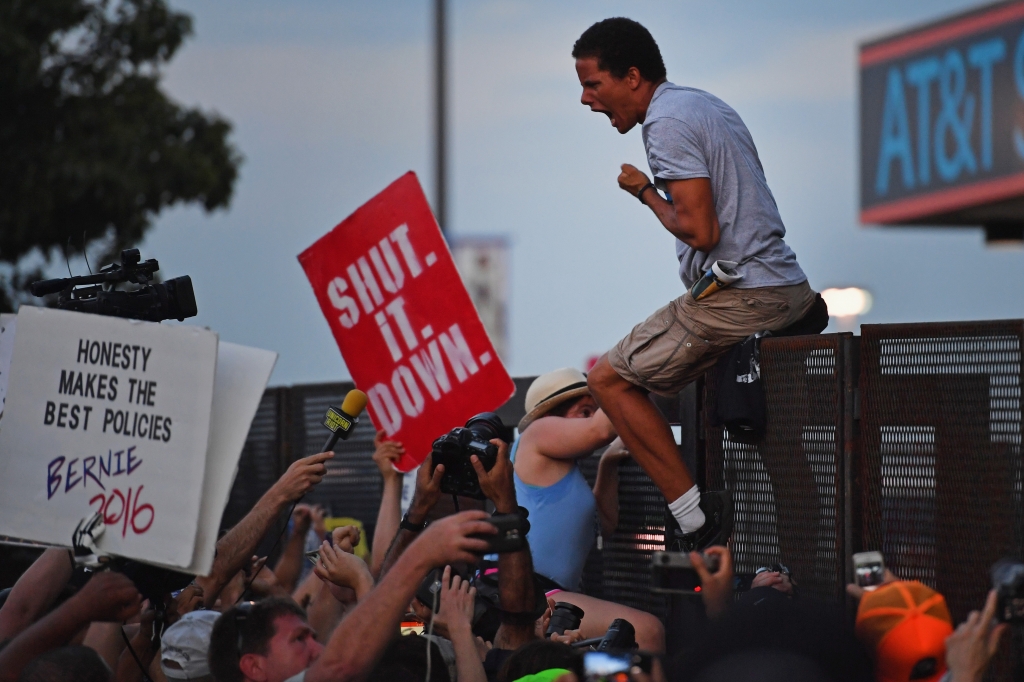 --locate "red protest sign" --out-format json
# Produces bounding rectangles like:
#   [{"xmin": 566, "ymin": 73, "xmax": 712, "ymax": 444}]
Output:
[{"xmin": 299, "ymin": 173, "xmax": 515, "ymax": 471}]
